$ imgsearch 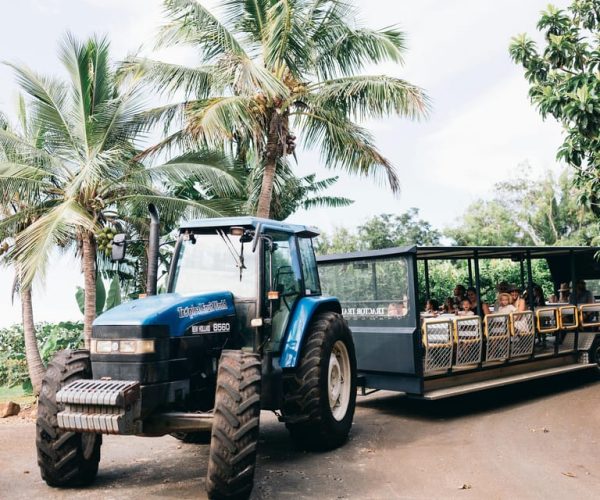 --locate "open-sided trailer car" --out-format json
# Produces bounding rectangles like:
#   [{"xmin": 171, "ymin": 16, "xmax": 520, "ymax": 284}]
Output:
[{"xmin": 317, "ymin": 246, "xmax": 600, "ymax": 399}]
